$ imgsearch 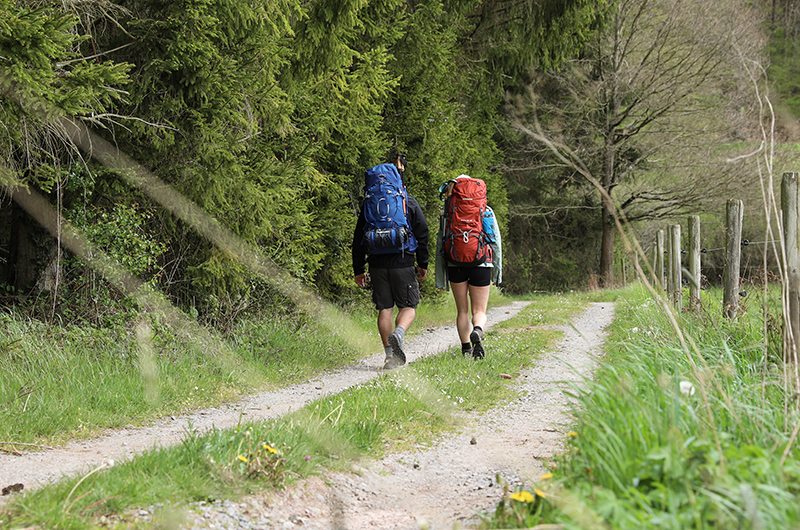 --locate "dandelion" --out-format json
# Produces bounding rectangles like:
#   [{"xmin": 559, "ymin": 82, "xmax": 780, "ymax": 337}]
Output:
[
  {"xmin": 237, "ymin": 455, "xmax": 248, "ymax": 463},
  {"xmin": 534, "ymin": 488, "xmax": 547, "ymax": 498},
  {"xmin": 510, "ymin": 491, "xmax": 534, "ymax": 503},
  {"xmin": 568, "ymin": 431, "xmax": 578, "ymax": 437},
  {"xmin": 540, "ymin": 472, "xmax": 553, "ymax": 480},
  {"xmin": 263, "ymin": 444, "xmax": 279, "ymax": 454},
  {"xmin": 679, "ymin": 381, "xmax": 696, "ymax": 396}
]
